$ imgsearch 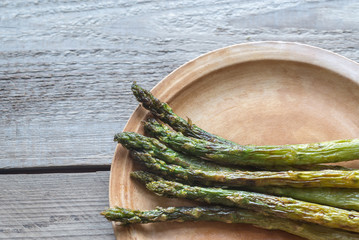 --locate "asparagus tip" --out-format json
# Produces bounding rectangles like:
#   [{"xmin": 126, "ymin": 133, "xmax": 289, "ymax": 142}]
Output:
[
  {"xmin": 131, "ymin": 81, "xmax": 139, "ymax": 90},
  {"xmin": 131, "ymin": 81, "xmax": 146, "ymax": 99},
  {"xmin": 114, "ymin": 133, "xmax": 123, "ymax": 142}
]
